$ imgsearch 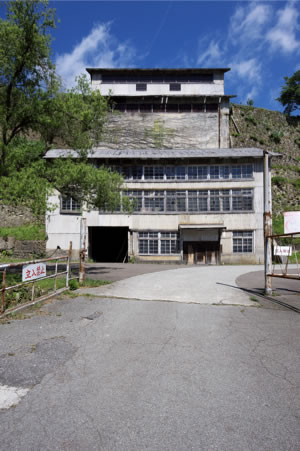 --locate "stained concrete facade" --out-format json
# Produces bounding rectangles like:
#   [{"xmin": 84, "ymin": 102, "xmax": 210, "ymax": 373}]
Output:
[{"xmin": 45, "ymin": 68, "xmax": 267, "ymax": 264}]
